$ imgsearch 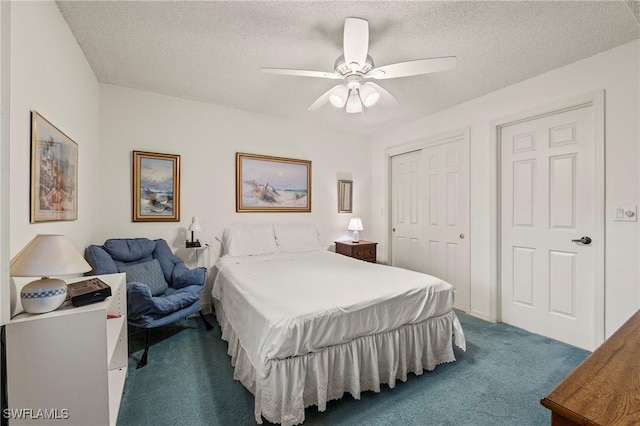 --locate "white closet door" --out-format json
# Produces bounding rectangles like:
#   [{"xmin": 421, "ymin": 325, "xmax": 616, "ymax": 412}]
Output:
[
  {"xmin": 423, "ymin": 139, "xmax": 470, "ymax": 312},
  {"xmin": 391, "ymin": 150, "xmax": 423, "ymax": 272},
  {"xmin": 390, "ymin": 133, "xmax": 470, "ymax": 312}
]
